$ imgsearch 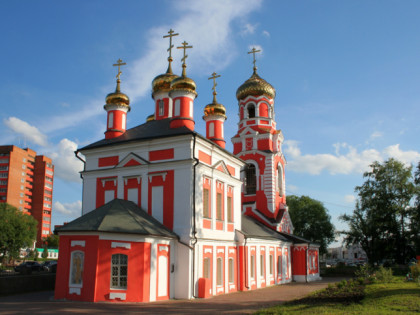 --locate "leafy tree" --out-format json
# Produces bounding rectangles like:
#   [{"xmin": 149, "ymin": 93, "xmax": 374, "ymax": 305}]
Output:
[
  {"xmin": 0, "ymin": 203, "xmax": 37, "ymax": 263},
  {"xmin": 341, "ymin": 158, "xmax": 416, "ymax": 264},
  {"xmin": 43, "ymin": 234, "xmax": 59, "ymax": 248},
  {"xmin": 410, "ymin": 162, "xmax": 420, "ymax": 254},
  {"xmin": 287, "ymin": 195, "xmax": 335, "ymax": 255},
  {"xmin": 42, "ymin": 246, "xmax": 49, "ymax": 259}
]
